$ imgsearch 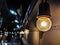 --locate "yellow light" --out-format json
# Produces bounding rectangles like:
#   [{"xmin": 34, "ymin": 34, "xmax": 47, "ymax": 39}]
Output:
[
  {"xmin": 24, "ymin": 29, "xmax": 29, "ymax": 34},
  {"xmin": 36, "ymin": 16, "xmax": 52, "ymax": 32},
  {"xmin": 41, "ymin": 21, "xmax": 47, "ymax": 27},
  {"xmin": 20, "ymin": 31, "xmax": 24, "ymax": 34},
  {"xmin": 24, "ymin": 29, "xmax": 29, "ymax": 40}
]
